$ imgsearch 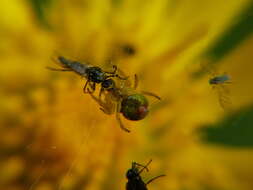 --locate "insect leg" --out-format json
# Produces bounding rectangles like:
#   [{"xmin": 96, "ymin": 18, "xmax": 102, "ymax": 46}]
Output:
[
  {"xmin": 105, "ymin": 65, "xmax": 117, "ymax": 74},
  {"xmin": 145, "ymin": 174, "xmax": 166, "ymax": 185},
  {"xmin": 99, "ymin": 107, "xmax": 111, "ymax": 115},
  {"xmin": 46, "ymin": 67, "xmax": 72, "ymax": 71},
  {"xmin": 88, "ymin": 82, "xmax": 96, "ymax": 94},
  {"xmin": 116, "ymin": 102, "xmax": 130, "ymax": 133},
  {"xmin": 83, "ymin": 80, "xmax": 90, "ymax": 93},
  {"xmin": 141, "ymin": 91, "xmax": 161, "ymax": 100},
  {"xmin": 105, "ymin": 65, "xmax": 129, "ymax": 80},
  {"xmin": 138, "ymin": 159, "xmax": 152, "ymax": 175}
]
